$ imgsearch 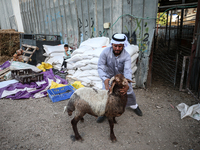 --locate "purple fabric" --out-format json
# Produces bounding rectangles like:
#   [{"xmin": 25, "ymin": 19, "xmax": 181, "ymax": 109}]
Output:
[
  {"xmin": 0, "ymin": 68, "xmax": 68, "ymax": 100},
  {"xmin": 55, "ymin": 75, "xmax": 68, "ymax": 84},
  {"xmin": 0, "ymin": 61, "xmax": 10, "ymax": 70}
]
